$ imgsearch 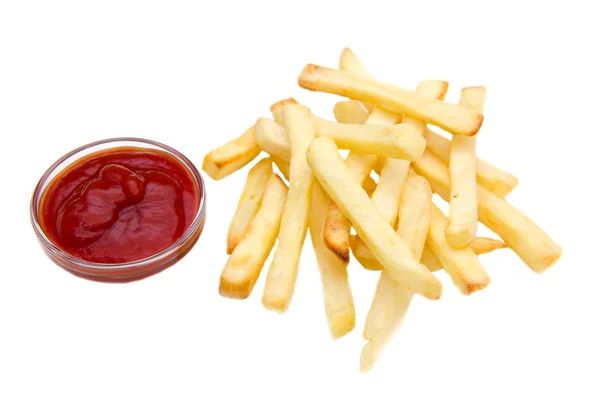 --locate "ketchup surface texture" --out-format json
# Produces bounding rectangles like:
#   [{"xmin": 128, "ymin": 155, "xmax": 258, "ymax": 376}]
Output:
[{"xmin": 40, "ymin": 147, "xmax": 201, "ymax": 264}]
